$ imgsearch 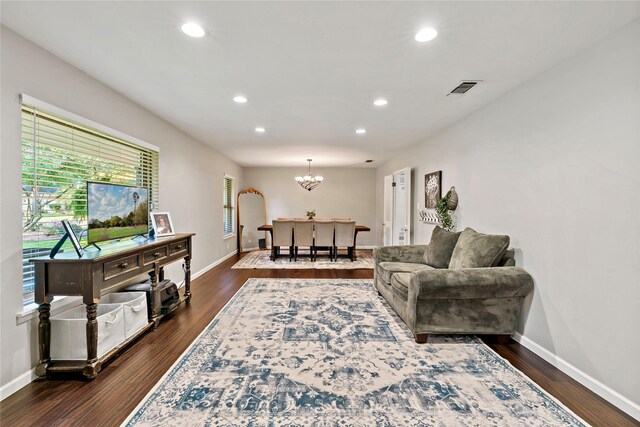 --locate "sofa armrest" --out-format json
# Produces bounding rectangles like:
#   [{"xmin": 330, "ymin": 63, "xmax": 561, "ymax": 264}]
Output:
[
  {"xmin": 409, "ymin": 267, "xmax": 533, "ymax": 300},
  {"xmin": 374, "ymin": 245, "xmax": 427, "ymax": 265}
]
